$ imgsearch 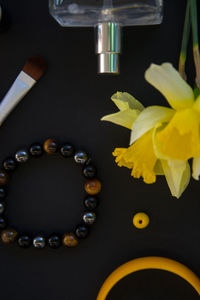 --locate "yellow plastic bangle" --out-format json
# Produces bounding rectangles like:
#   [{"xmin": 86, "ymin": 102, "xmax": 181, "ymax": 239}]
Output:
[{"xmin": 96, "ymin": 257, "xmax": 200, "ymax": 300}]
